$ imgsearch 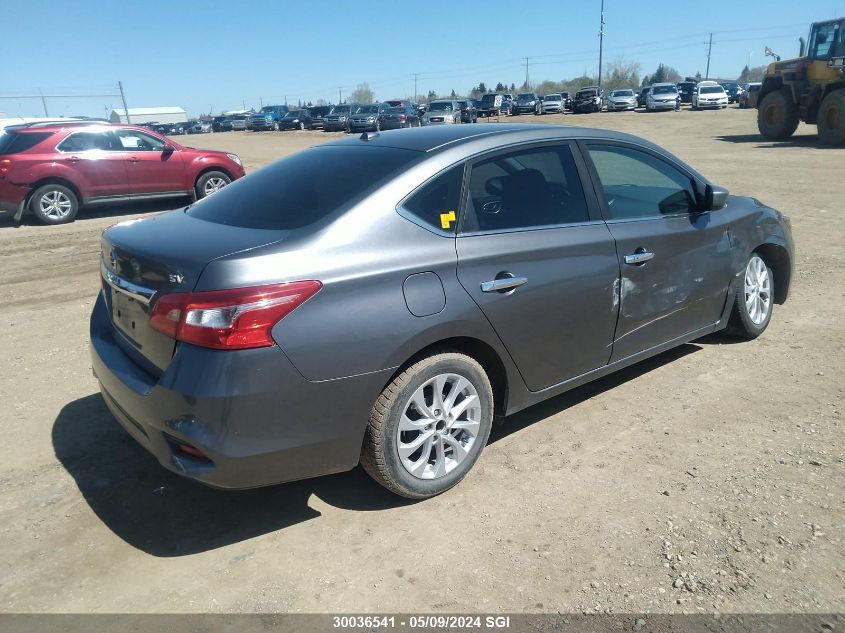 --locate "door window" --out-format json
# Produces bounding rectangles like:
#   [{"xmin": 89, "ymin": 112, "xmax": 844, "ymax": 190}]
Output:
[
  {"xmin": 809, "ymin": 22, "xmax": 840, "ymax": 60},
  {"xmin": 463, "ymin": 145, "xmax": 589, "ymax": 232},
  {"xmin": 401, "ymin": 165, "xmax": 464, "ymax": 234},
  {"xmin": 57, "ymin": 131, "xmax": 113, "ymax": 152},
  {"xmin": 113, "ymin": 129, "xmax": 166, "ymax": 152},
  {"xmin": 586, "ymin": 144, "xmax": 698, "ymax": 220}
]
